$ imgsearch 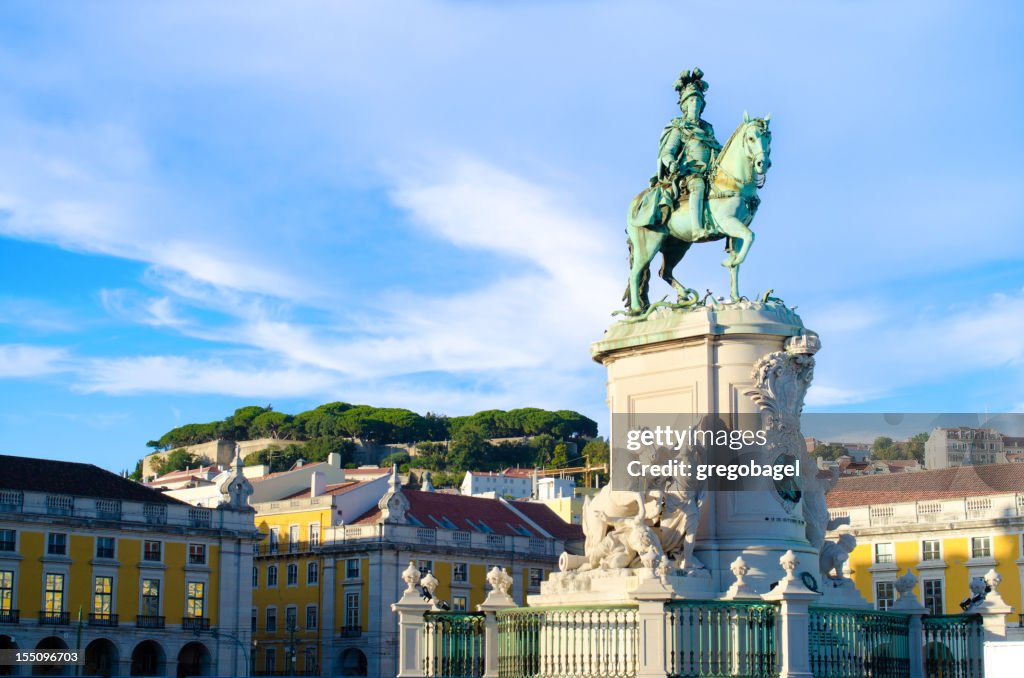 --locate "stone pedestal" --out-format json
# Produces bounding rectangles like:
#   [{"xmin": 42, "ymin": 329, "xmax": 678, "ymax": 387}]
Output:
[
  {"xmin": 591, "ymin": 301, "xmax": 820, "ymax": 594},
  {"xmin": 531, "ymin": 566, "xmax": 712, "ymax": 606}
]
